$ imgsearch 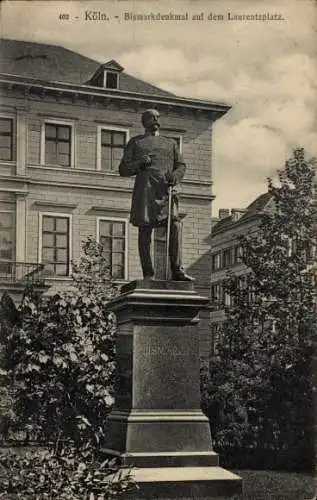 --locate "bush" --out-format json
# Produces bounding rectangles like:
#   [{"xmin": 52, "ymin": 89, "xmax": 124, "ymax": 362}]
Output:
[
  {"xmin": 0, "ymin": 238, "xmax": 136, "ymax": 496},
  {"xmin": 5, "ymin": 288, "xmax": 117, "ymax": 445},
  {"xmin": 0, "ymin": 444, "xmax": 135, "ymax": 499},
  {"xmin": 3, "ymin": 238, "xmax": 118, "ymax": 445}
]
